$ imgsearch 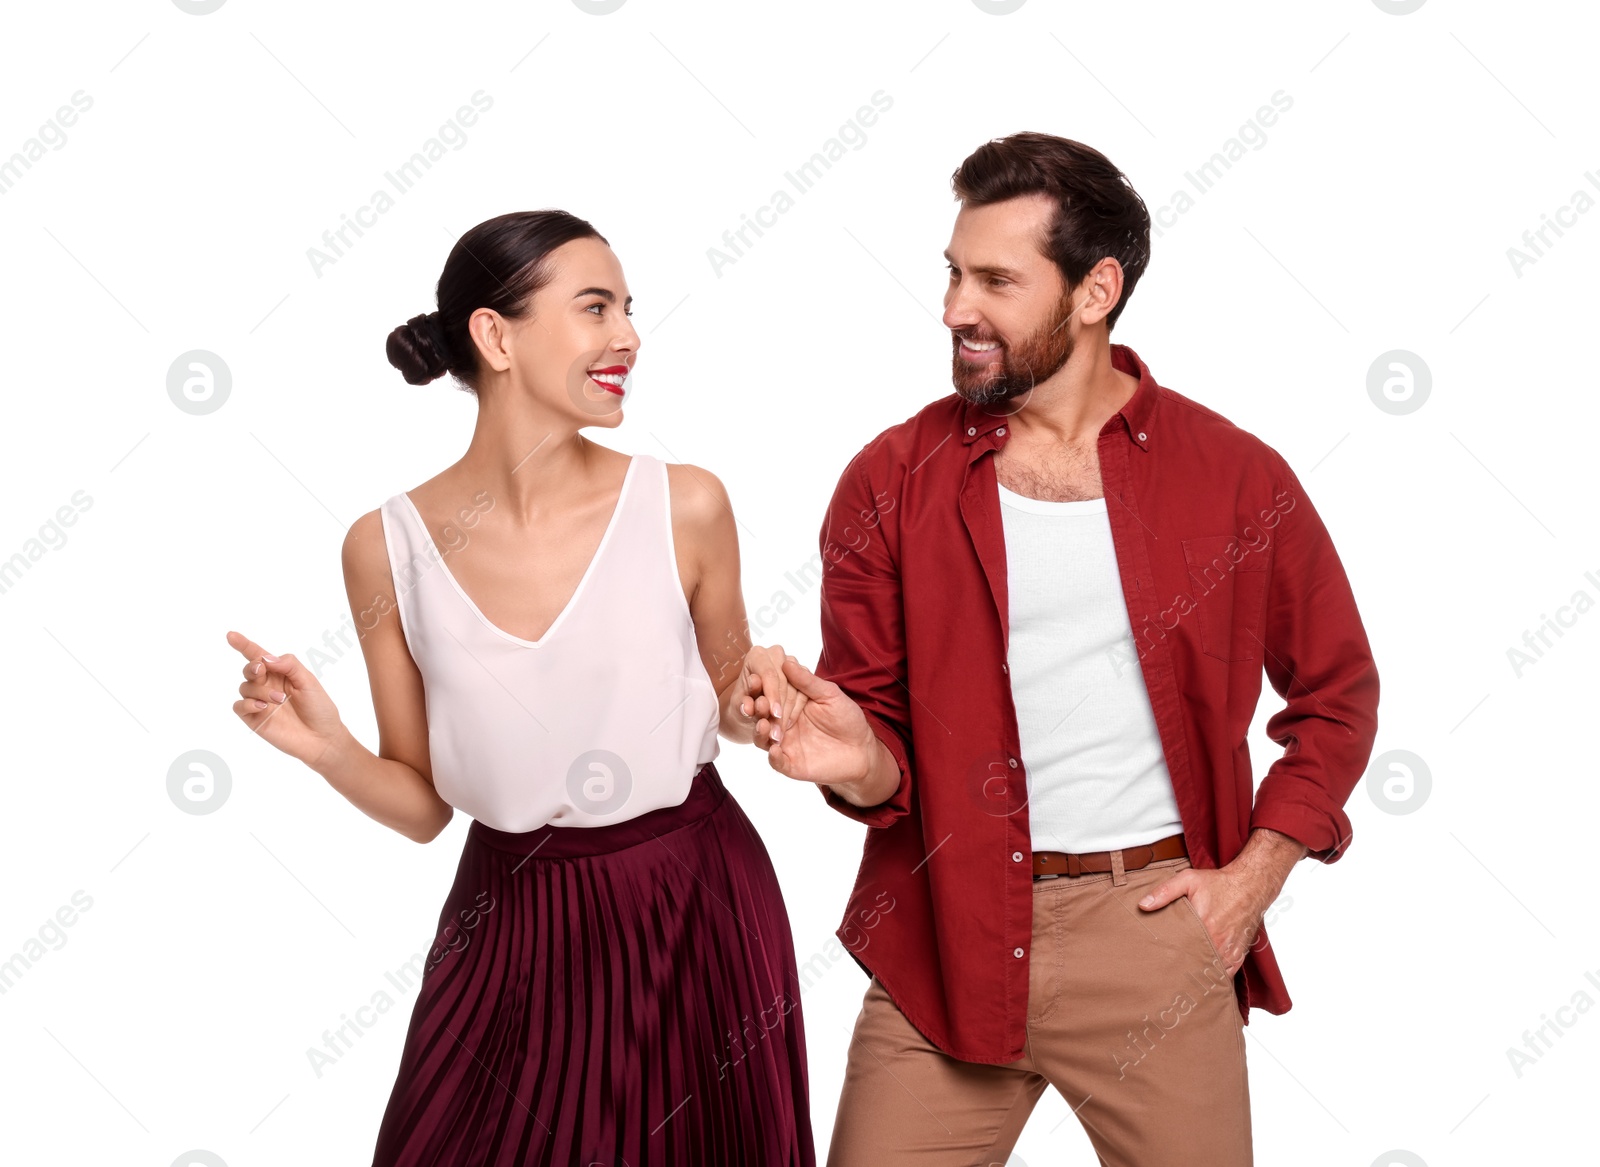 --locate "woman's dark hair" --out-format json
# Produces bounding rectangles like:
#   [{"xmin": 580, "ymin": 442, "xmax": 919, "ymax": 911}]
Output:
[
  {"xmin": 386, "ymin": 209, "xmax": 609, "ymax": 389},
  {"xmin": 950, "ymin": 133, "xmax": 1150, "ymax": 332}
]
